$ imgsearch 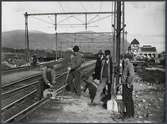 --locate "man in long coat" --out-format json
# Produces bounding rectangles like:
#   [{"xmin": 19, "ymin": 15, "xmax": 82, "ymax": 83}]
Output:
[
  {"xmin": 94, "ymin": 50, "xmax": 113, "ymax": 104},
  {"xmin": 122, "ymin": 54, "xmax": 135, "ymax": 118}
]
